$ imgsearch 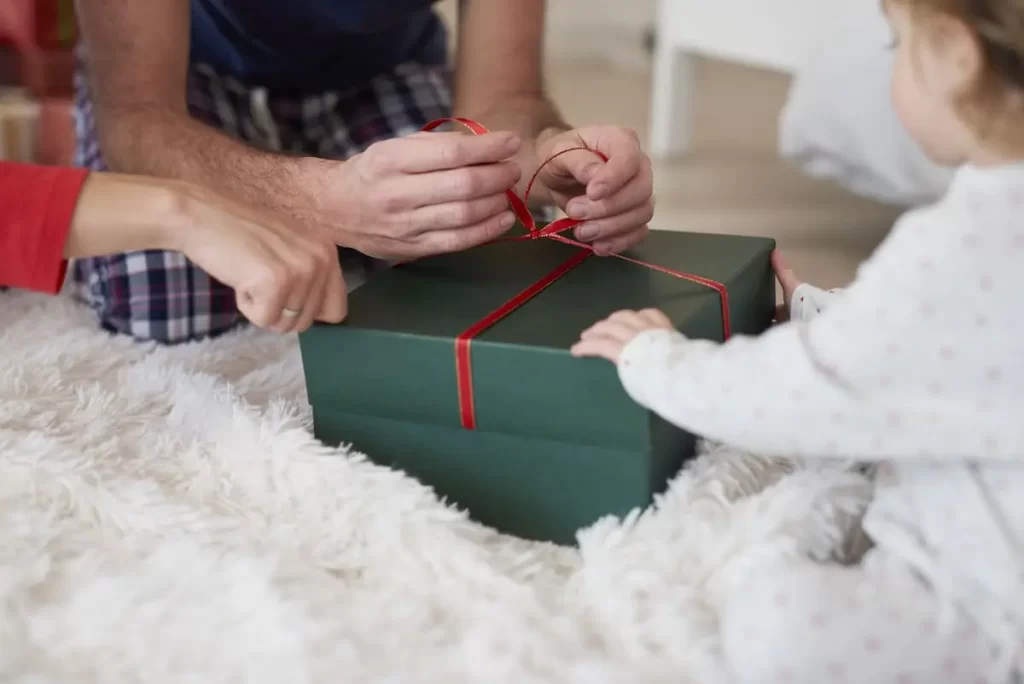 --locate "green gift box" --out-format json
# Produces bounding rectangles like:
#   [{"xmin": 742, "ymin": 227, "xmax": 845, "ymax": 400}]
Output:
[{"xmin": 299, "ymin": 229, "xmax": 775, "ymax": 545}]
